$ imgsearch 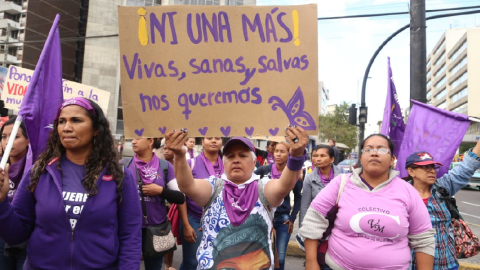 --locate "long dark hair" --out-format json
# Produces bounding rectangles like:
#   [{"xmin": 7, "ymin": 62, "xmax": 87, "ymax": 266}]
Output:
[
  {"xmin": 1, "ymin": 116, "xmax": 28, "ymax": 139},
  {"xmin": 27, "ymin": 99, "xmax": 124, "ymax": 201}
]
